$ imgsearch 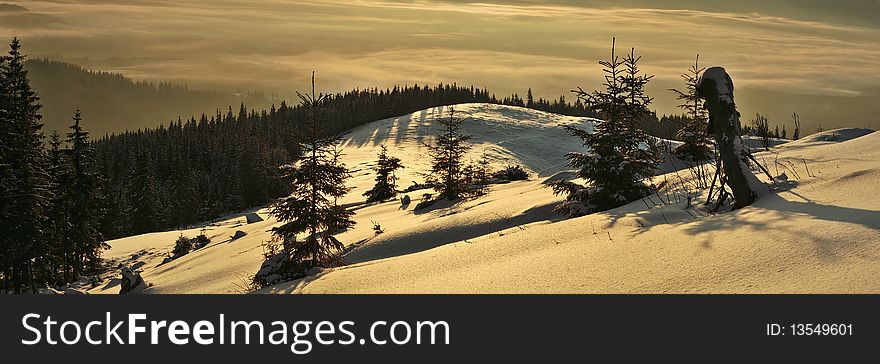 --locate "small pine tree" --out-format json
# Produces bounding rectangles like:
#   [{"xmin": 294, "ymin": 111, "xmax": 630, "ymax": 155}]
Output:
[
  {"xmin": 474, "ymin": 153, "xmax": 491, "ymax": 185},
  {"xmin": 551, "ymin": 38, "xmax": 658, "ymax": 216},
  {"xmin": 425, "ymin": 107, "xmax": 473, "ymax": 200},
  {"xmin": 172, "ymin": 234, "xmax": 193, "ymax": 258},
  {"xmin": 781, "ymin": 125, "xmax": 787, "ymax": 139},
  {"xmin": 670, "ymin": 54, "xmax": 712, "ymax": 162},
  {"xmin": 267, "ymin": 72, "xmax": 355, "ymax": 273},
  {"xmin": 363, "ymin": 145, "xmax": 404, "ymax": 202},
  {"xmin": 750, "ymin": 113, "xmax": 771, "ymax": 150},
  {"xmin": 792, "ymin": 113, "xmax": 801, "ymax": 140}
]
